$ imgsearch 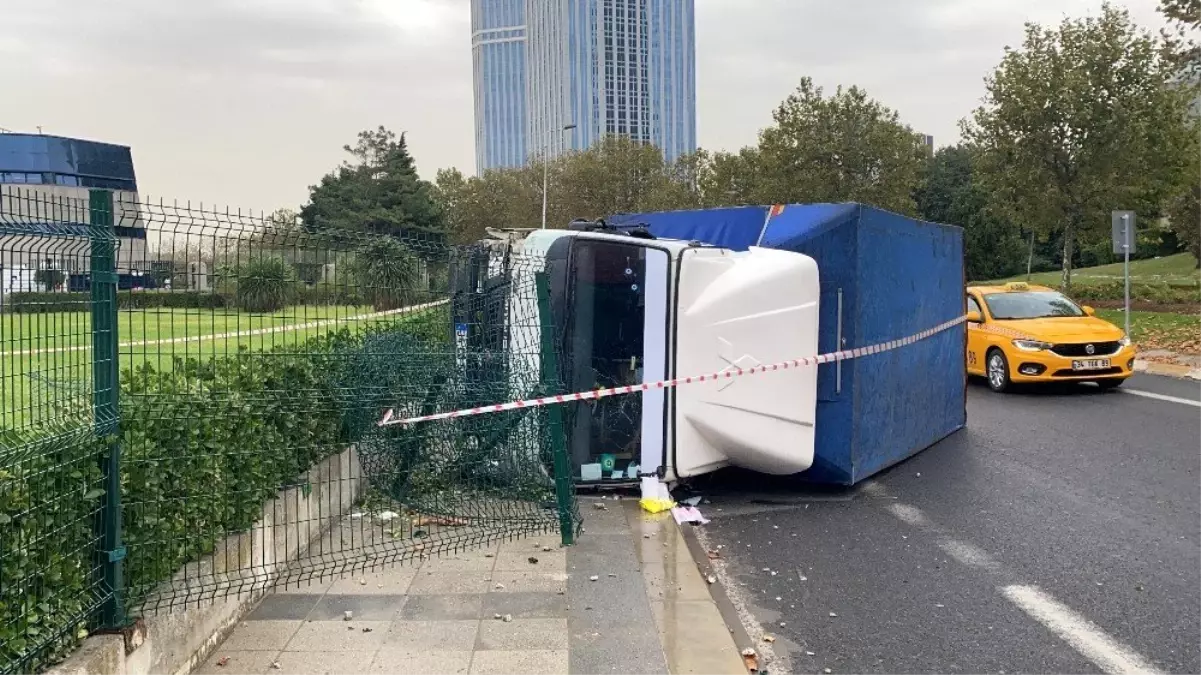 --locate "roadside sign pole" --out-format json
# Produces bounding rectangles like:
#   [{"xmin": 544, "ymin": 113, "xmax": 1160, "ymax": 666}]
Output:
[
  {"xmin": 1111, "ymin": 211, "xmax": 1136, "ymax": 339},
  {"xmin": 1122, "ymin": 214, "xmax": 1131, "ymax": 338}
]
